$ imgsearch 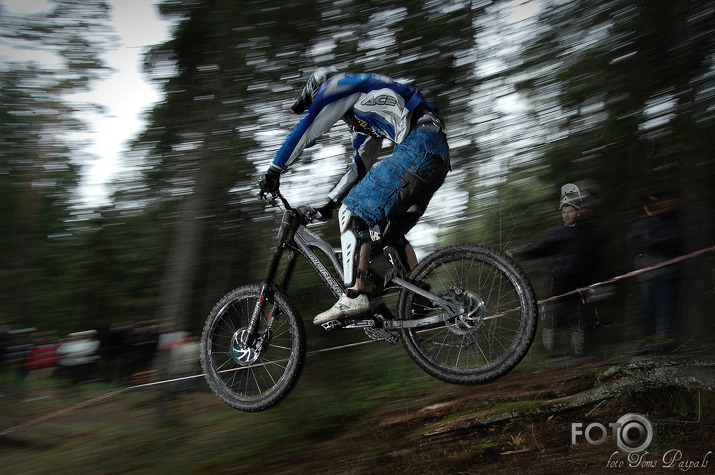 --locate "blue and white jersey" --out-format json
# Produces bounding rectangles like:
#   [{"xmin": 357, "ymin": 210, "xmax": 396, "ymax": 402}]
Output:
[{"xmin": 271, "ymin": 73, "xmax": 436, "ymax": 201}]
